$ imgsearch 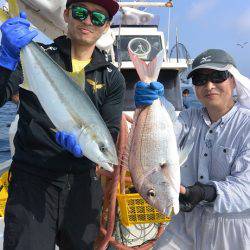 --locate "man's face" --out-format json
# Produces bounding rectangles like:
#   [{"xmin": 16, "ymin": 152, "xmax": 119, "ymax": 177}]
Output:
[
  {"xmin": 193, "ymin": 69, "xmax": 236, "ymax": 110},
  {"xmin": 64, "ymin": 2, "xmax": 110, "ymax": 46}
]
